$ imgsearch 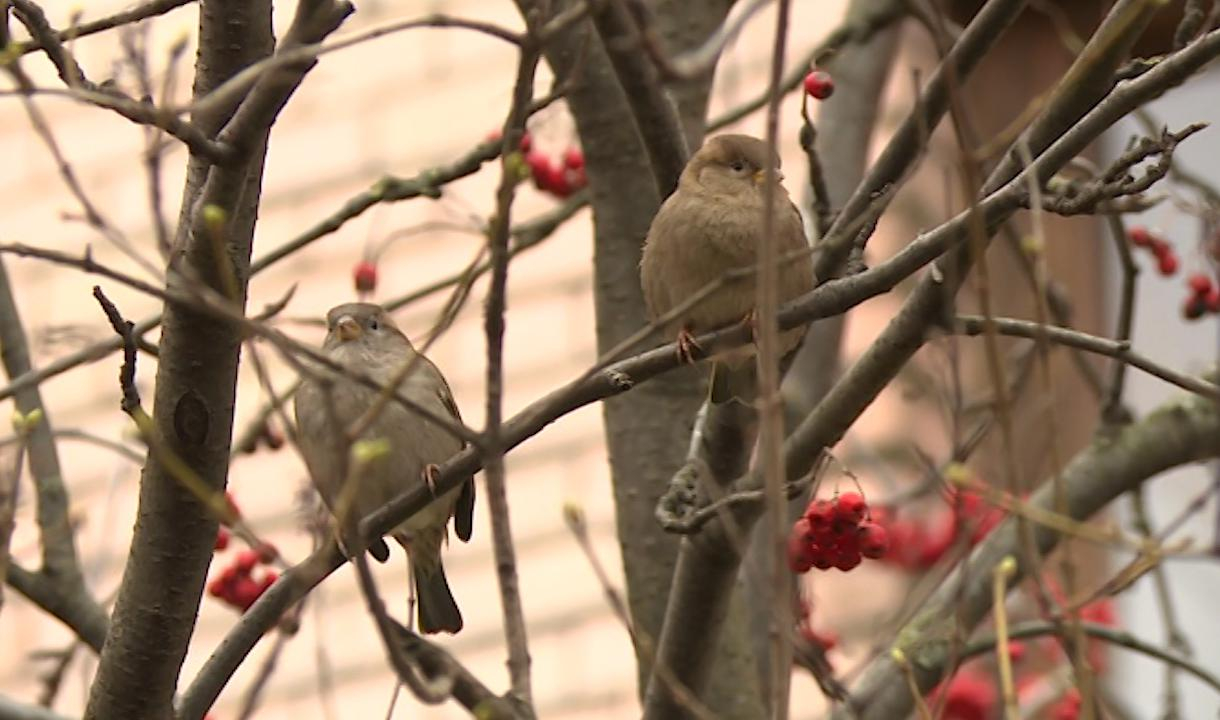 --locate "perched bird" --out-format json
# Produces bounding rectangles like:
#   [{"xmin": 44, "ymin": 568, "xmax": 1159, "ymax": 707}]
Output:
[
  {"xmin": 294, "ymin": 302, "xmax": 475, "ymax": 634},
  {"xmin": 640, "ymin": 134, "xmax": 815, "ymax": 402}
]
